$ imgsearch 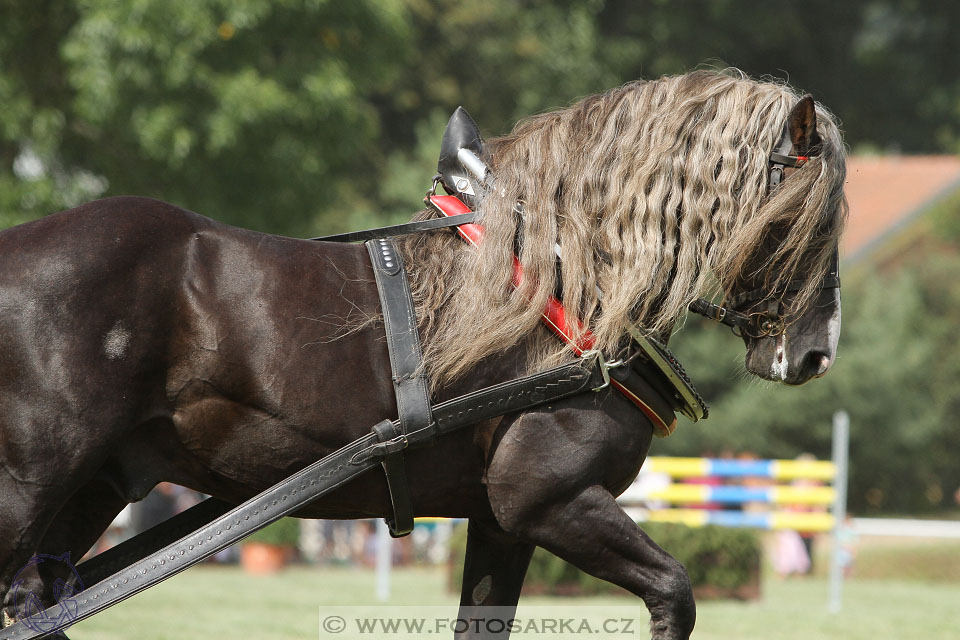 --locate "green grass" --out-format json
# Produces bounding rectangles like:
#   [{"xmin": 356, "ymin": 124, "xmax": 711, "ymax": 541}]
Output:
[
  {"xmin": 842, "ymin": 539, "xmax": 960, "ymax": 582},
  {"xmin": 67, "ymin": 562, "xmax": 960, "ymax": 640},
  {"xmin": 679, "ymin": 577, "xmax": 960, "ymax": 640},
  {"xmin": 69, "ymin": 566, "xmax": 454, "ymax": 640}
]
